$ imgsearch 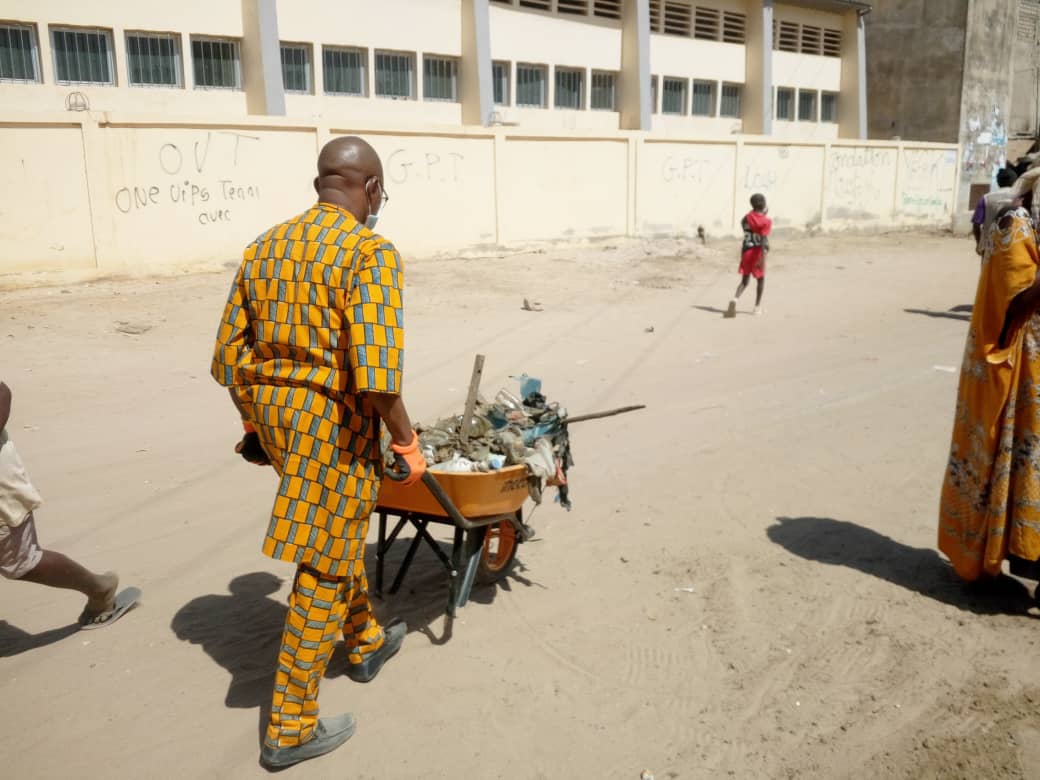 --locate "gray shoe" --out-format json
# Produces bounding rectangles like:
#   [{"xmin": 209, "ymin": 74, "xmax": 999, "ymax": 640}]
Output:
[
  {"xmin": 344, "ymin": 621, "xmax": 406, "ymax": 683},
  {"xmin": 260, "ymin": 713, "xmax": 357, "ymax": 770}
]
